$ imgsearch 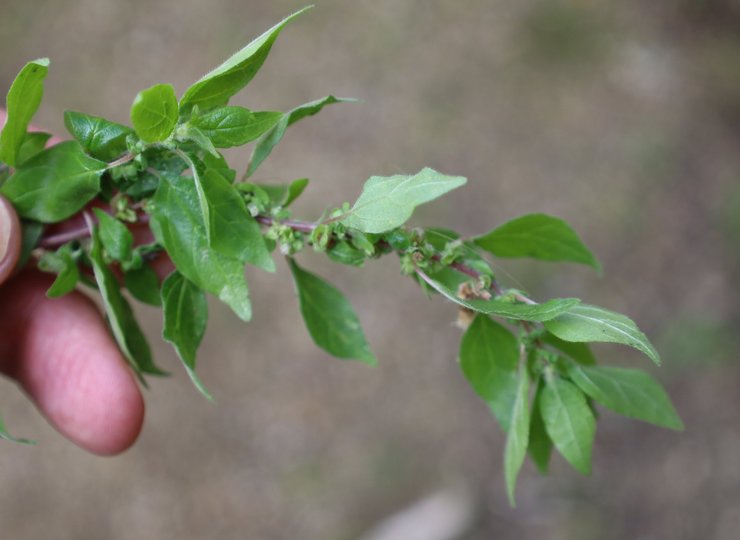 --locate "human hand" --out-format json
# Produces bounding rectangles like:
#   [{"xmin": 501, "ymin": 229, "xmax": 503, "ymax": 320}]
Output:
[{"xmin": 0, "ymin": 109, "xmax": 144, "ymax": 455}]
